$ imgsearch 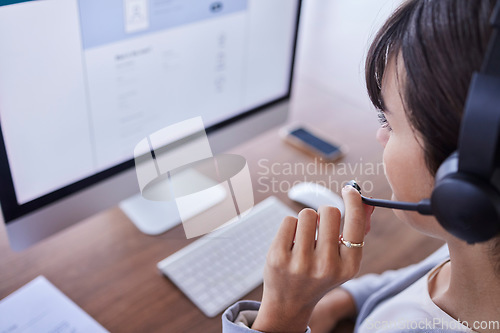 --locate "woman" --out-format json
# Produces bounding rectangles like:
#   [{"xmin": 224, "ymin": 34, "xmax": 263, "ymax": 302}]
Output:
[{"xmin": 222, "ymin": 0, "xmax": 500, "ymax": 332}]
